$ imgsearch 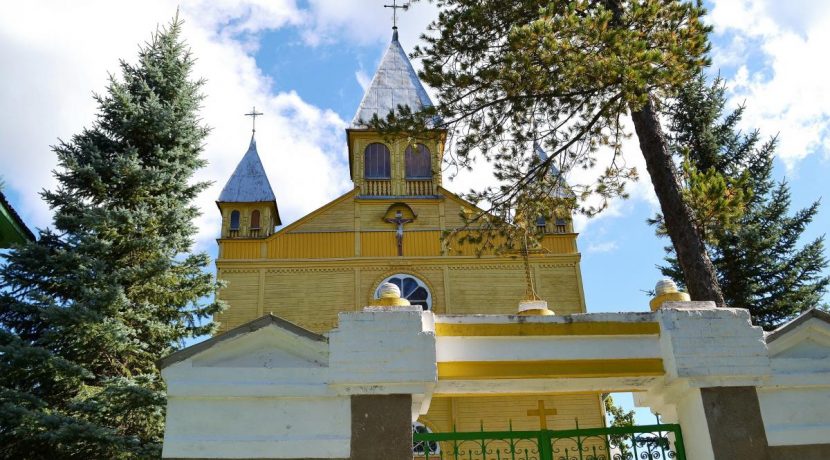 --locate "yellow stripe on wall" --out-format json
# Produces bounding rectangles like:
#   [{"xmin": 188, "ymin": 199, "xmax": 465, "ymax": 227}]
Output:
[
  {"xmin": 438, "ymin": 359, "xmax": 665, "ymax": 380},
  {"xmin": 434, "ymin": 321, "xmax": 660, "ymax": 337}
]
